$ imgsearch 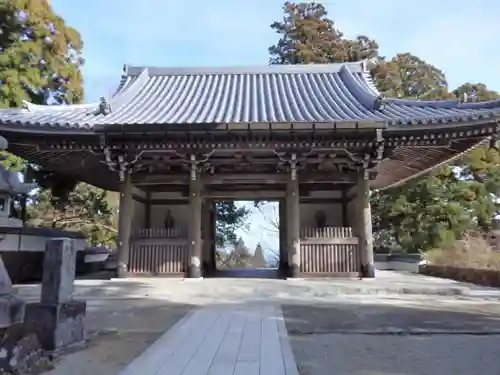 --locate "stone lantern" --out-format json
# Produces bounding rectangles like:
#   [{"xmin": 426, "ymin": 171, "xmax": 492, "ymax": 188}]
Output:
[{"xmin": 0, "ymin": 136, "xmax": 36, "ymax": 228}]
